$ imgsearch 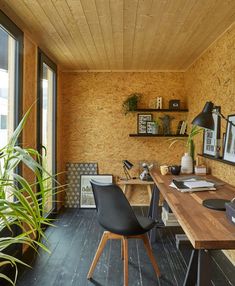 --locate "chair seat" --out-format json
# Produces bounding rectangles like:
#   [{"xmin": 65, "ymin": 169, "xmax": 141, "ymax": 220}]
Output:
[{"xmin": 136, "ymin": 216, "xmax": 156, "ymax": 233}]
